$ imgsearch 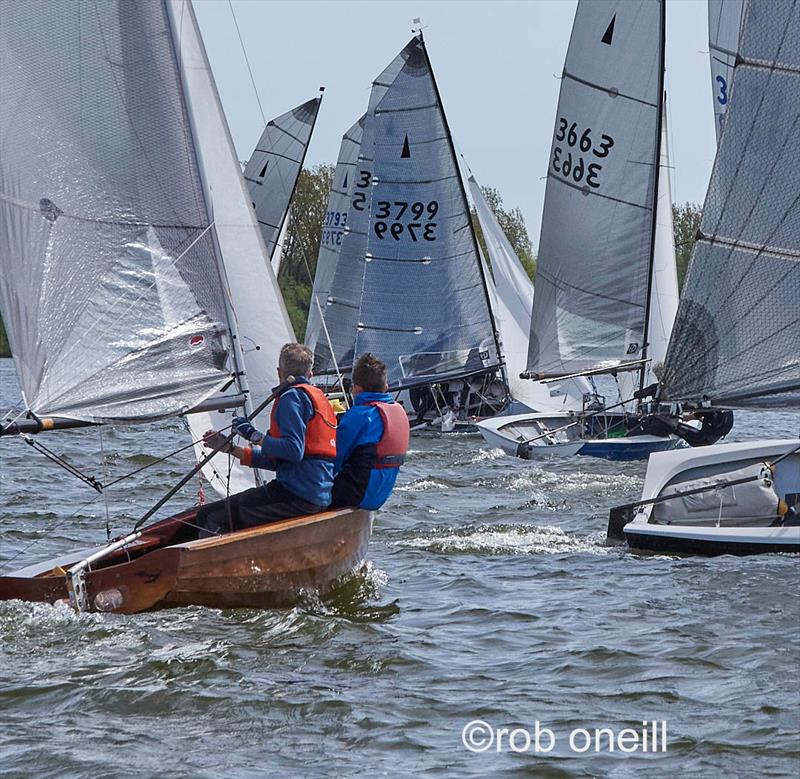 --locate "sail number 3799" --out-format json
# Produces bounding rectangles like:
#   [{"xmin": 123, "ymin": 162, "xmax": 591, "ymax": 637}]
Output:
[{"xmin": 551, "ymin": 118, "xmax": 614, "ymax": 189}]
